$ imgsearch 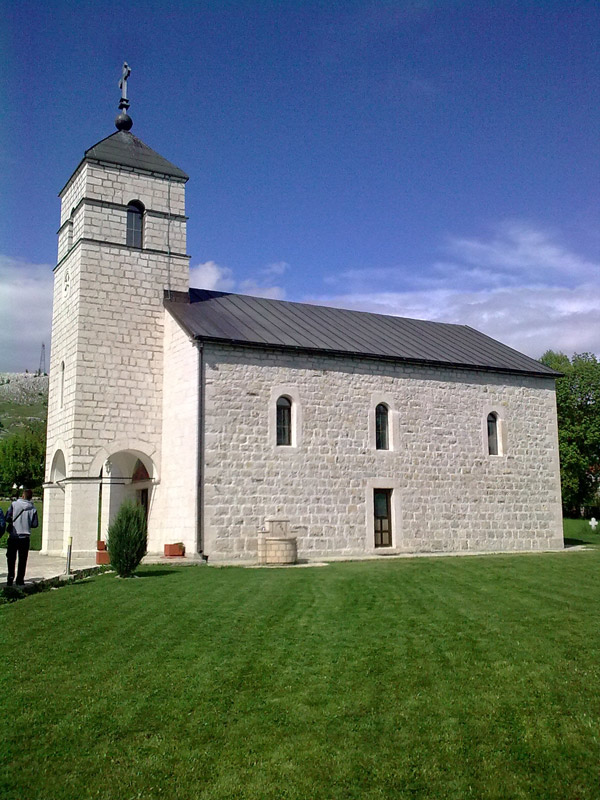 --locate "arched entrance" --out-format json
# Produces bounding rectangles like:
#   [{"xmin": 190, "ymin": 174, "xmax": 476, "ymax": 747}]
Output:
[{"xmin": 98, "ymin": 450, "xmax": 155, "ymax": 541}]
